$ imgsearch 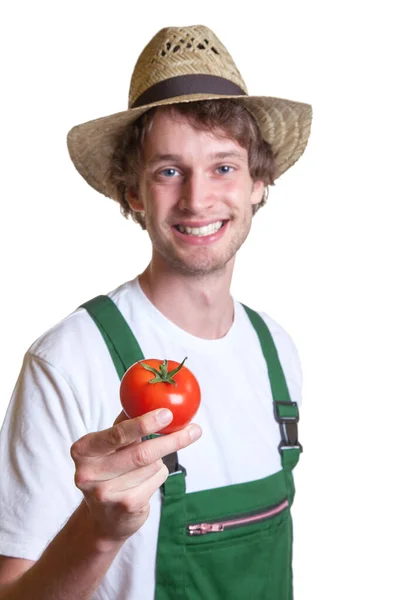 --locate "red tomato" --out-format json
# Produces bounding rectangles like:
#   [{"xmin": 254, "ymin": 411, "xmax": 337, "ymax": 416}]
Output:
[{"xmin": 120, "ymin": 358, "xmax": 201, "ymax": 434}]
